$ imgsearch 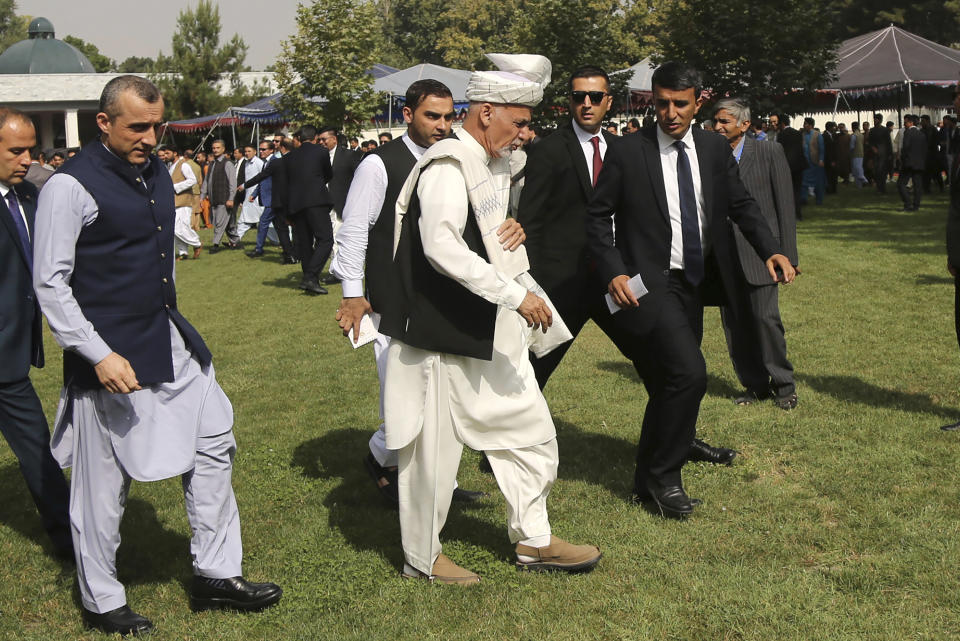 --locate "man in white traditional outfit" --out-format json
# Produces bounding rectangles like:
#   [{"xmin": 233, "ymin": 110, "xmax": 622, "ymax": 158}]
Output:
[
  {"xmin": 380, "ymin": 54, "xmax": 601, "ymax": 584},
  {"xmin": 33, "ymin": 75, "xmax": 281, "ymax": 636},
  {"xmin": 233, "ymin": 143, "xmax": 264, "ymax": 242},
  {"xmin": 159, "ymin": 145, "xmax": 203, "ymax": 260}
]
